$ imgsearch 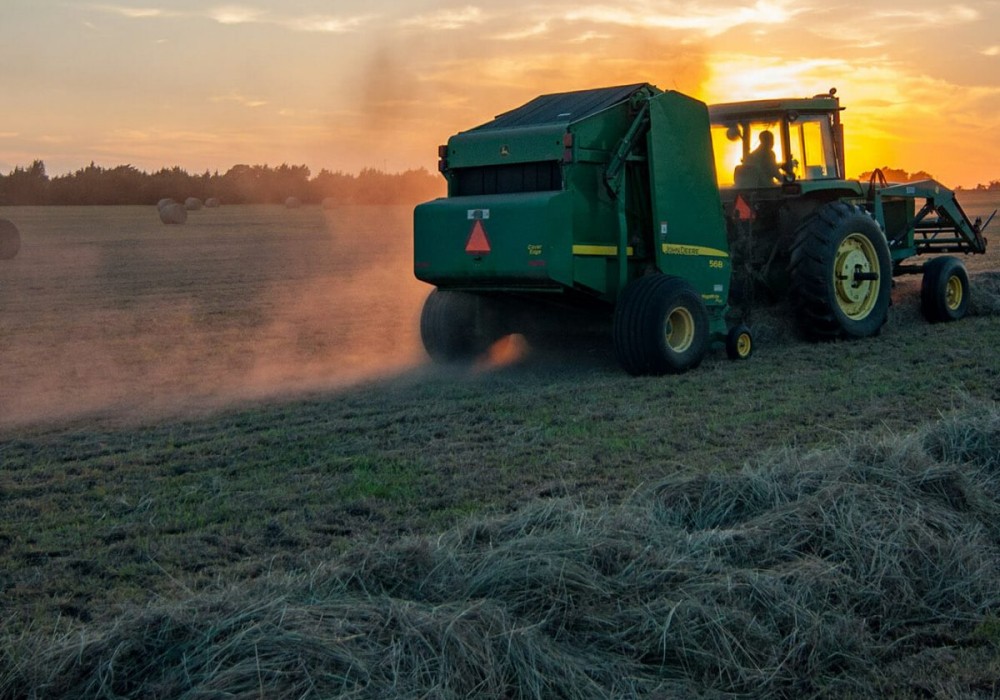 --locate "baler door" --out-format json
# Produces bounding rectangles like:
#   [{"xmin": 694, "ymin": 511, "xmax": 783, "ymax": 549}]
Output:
[
  {"xmin": 646, "ymin": 91, "xmax": 731, "ymax": 307},
  {"xmin": 414, "ymin": 191, "xmax": 573, "ymax": 289}
]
